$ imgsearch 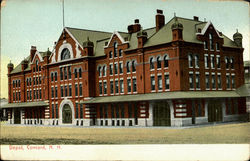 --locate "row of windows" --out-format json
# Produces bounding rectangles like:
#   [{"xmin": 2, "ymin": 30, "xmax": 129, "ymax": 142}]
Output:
[
  {"xmin": 150, "ymin": 74, "xmax": 170, "ymax": 91},
  {"xmin": 99, "ymin": 104, "xmax": 138, "ymax": 119},
  {"xmin": 25, "ymin": 77, "xmax": 42, "ymax": 86},
  {"xmin": 226, "ymin": 98, "xmax": 238, "ymax": 115},
  {"xmin": 75, "ymin": 103, "xmax": 84, "ymax": 118},
  {"xmin": 109, "ymin": 42, "xmax": 123, "ymax": 59},
  {"xmin": 204, "ymin": 34, "xmax": 220, "ymax": 51},
  {"xmin": 51, "ymin": 104, "xmax": 59, "ymax": 118},
  {"xmin": 32, "ymin": 60, "xmax": 42, "ymax": 72},
  {"xmin": 13, "ymin": 80, "xmax": 21, "ymax": 88},
  {"xmin": 99, "ymin": 78, "xmax": 137, "ymax": 95},
  {"xmin": 59, "ymin": 66, "xmax": 82, "ymax": 81},
  {"xmin": 188, "ymin": 54, "xmax": 199, "ymax": 68},
  {"xmin": 13, "ymin": 92, "xmax": 21, "ymax": 101},
  {"xmin": 26, "ymin": 89, "xmax": 42, "ymax": 100},
  {"xmin": 149, "ymin": 55, "xmax": 169, "ymax": 70},
  {"xmin": 51, "ymin": 84, "xmax": 83, "ymax": 98},
  {"xmin": 189, "ymin": 72, "xmax": 235, "ymax": 90}
]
